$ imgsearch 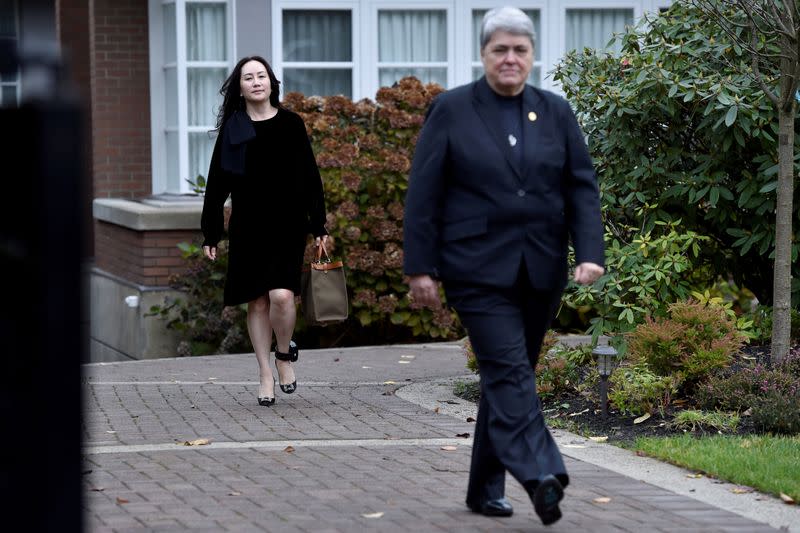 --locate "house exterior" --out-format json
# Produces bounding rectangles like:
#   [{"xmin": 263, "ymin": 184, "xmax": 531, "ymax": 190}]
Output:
[{"xmin": 3, "ymin": 0, "xmax": 671, "ymax": 361}]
